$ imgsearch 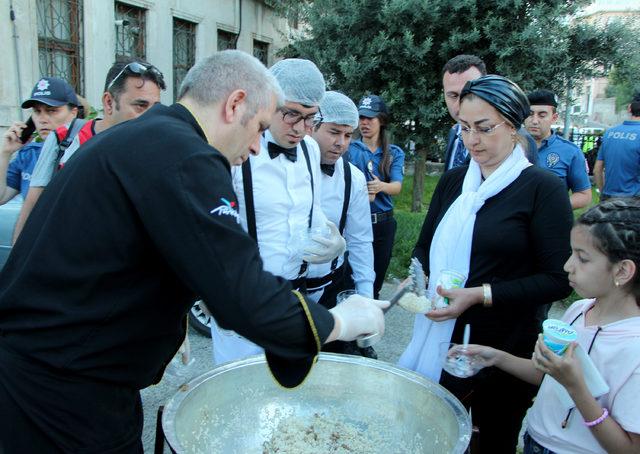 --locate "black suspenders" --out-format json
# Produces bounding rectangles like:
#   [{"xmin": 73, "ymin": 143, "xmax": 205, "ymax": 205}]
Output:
[
  {"xmin": 241, "ymin": 139, "xmax": 314, "ymax": 278},
  {"xmin": 330, "ymin": 158, "xmax": 351, "ymax": 271}
]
